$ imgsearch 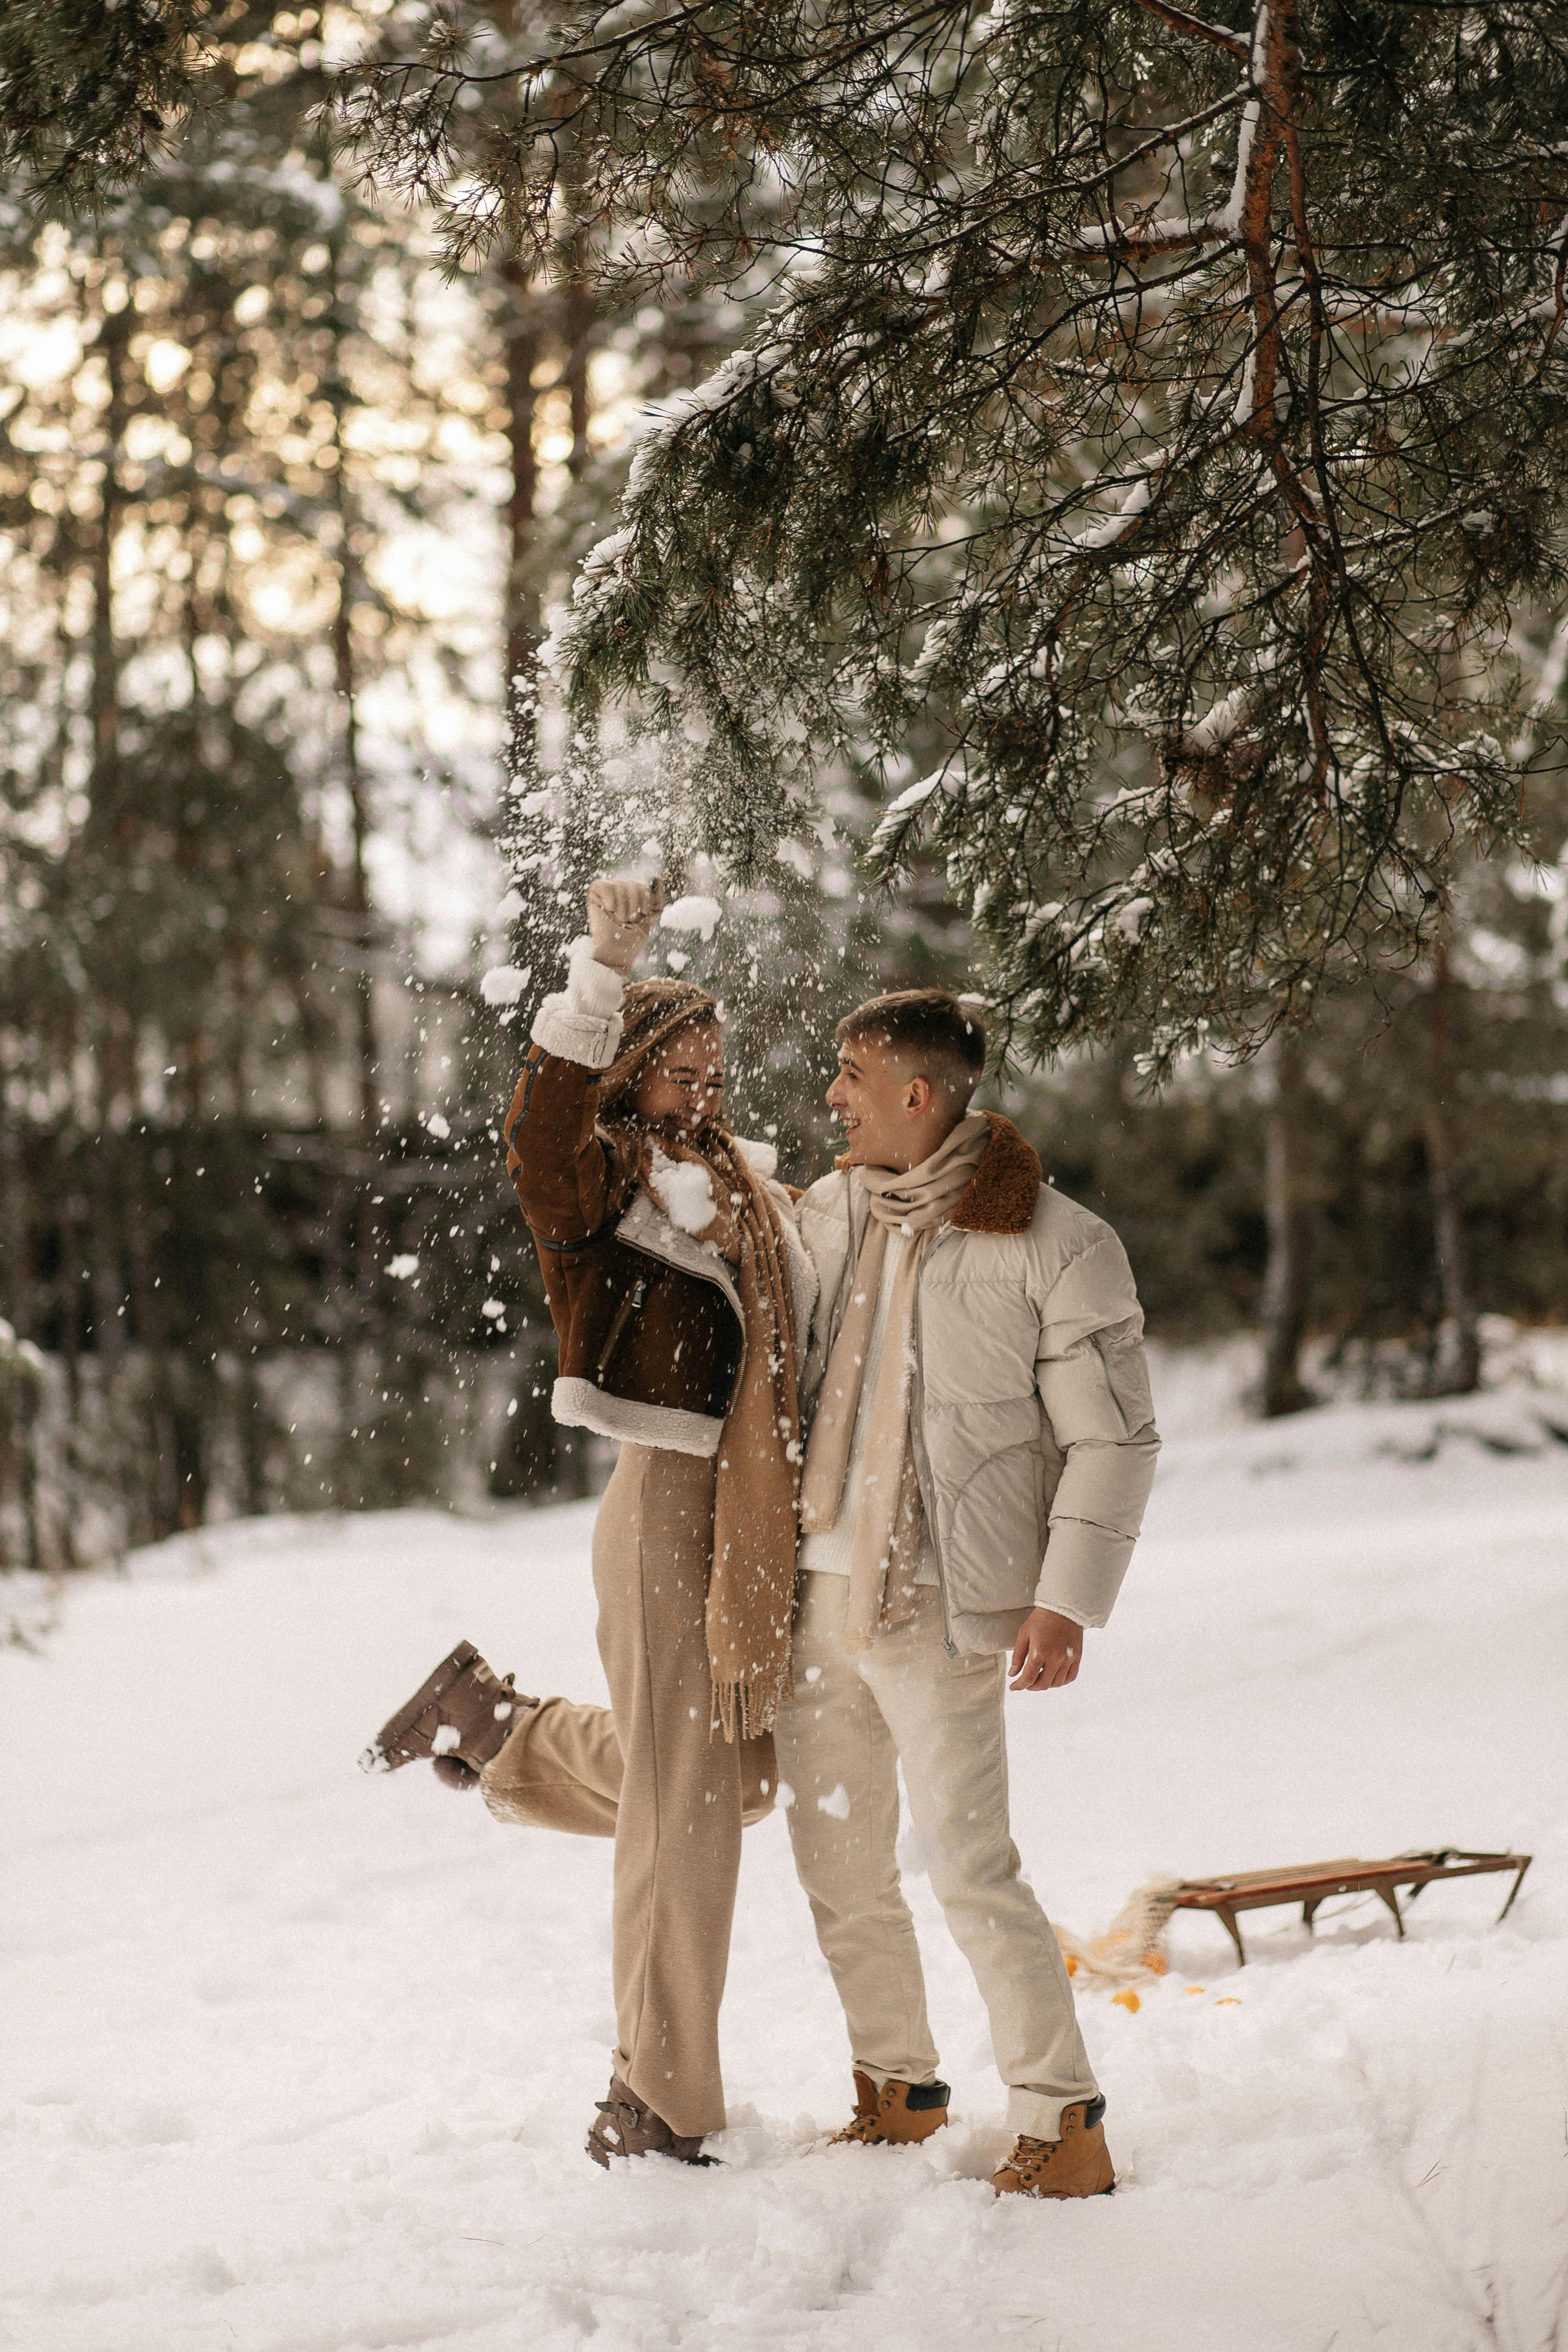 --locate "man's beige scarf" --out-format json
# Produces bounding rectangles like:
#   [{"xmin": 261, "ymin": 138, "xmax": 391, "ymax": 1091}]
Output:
[
  {"xmin": 644, "ymin": 1126, "xmax": 802, "ymax": 1739},
  {"xmin": 799, "ymin": 1111, "xmax": 989, "ymax": 1650}
]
